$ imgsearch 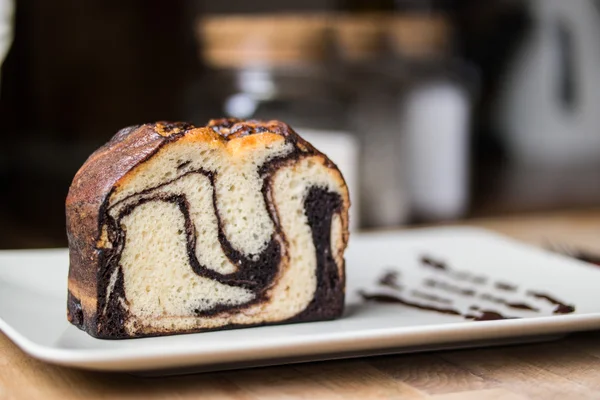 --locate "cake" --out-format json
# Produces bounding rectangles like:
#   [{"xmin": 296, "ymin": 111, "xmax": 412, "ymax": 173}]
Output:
[{"xmin": 66, "ymin": 119, "xmax": 350, "ymax": 338}]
